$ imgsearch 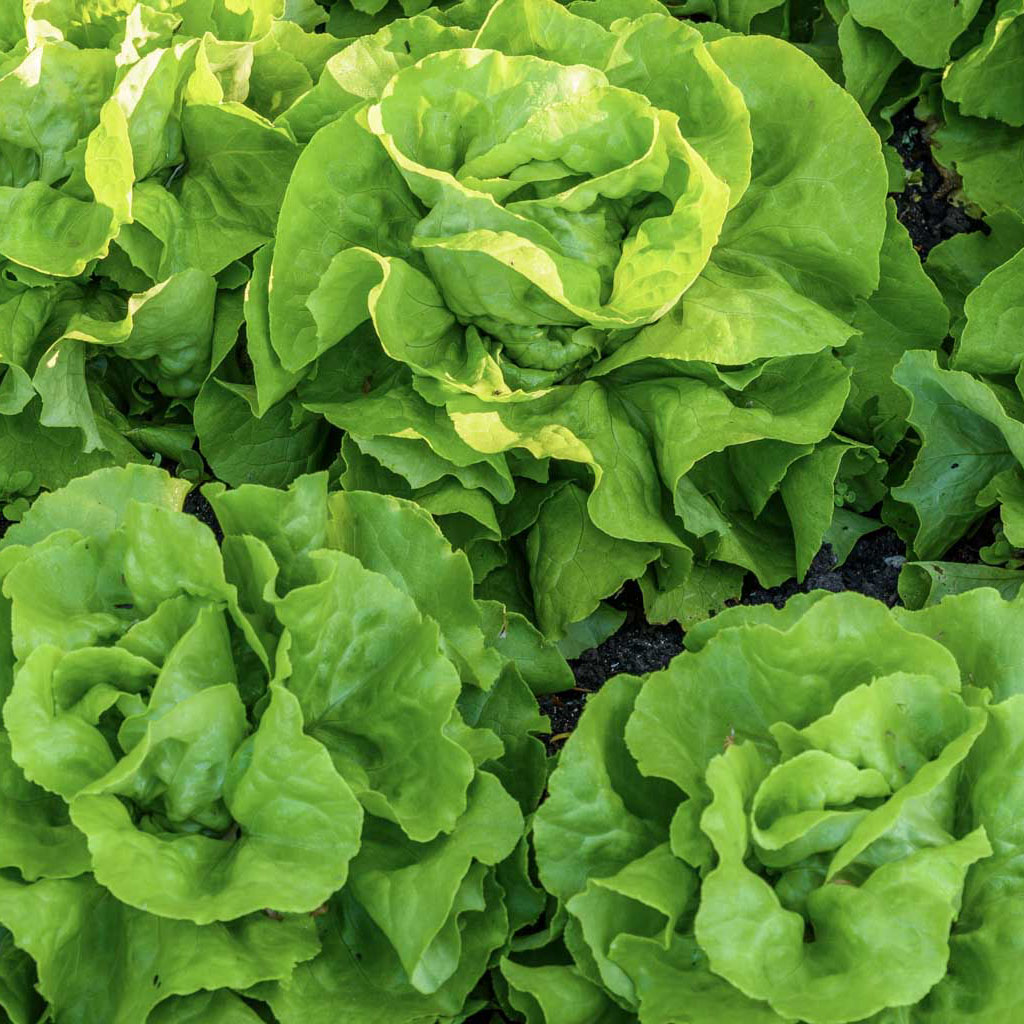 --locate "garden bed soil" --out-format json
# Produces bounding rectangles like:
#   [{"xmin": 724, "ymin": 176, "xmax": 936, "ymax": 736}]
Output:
[
  {"xmin": 890, "ymin": 106, "xmax": 986, "ymax": 257},
  {"xmin": 183, "ymin": 488, "xmax": 223, "ymax": 542}
]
